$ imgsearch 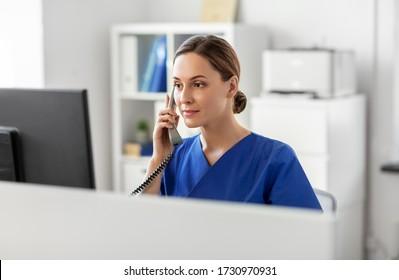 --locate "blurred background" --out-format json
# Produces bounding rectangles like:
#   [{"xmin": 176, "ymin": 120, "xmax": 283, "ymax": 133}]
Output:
[{"xmin": 1, "ymin": 0, "xmax": 399, "ymax": 260}]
